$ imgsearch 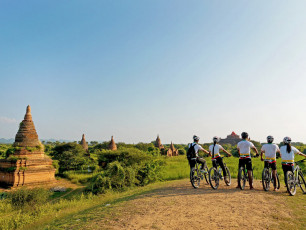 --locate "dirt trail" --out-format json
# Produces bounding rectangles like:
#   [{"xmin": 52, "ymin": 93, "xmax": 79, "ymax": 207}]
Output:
[{"xmin": 83, "ymin": 179, "xmax": 295, "ymax": 230}]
